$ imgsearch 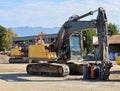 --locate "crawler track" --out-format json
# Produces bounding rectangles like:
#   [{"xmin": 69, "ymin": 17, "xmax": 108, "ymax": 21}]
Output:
[
  {"xmin": 9, "ymin": 58, "xmax": 29, "ymax": 63},
  {"xmin": 26, "ymin": 63, "xmax": 69, "ymax": 77}
]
